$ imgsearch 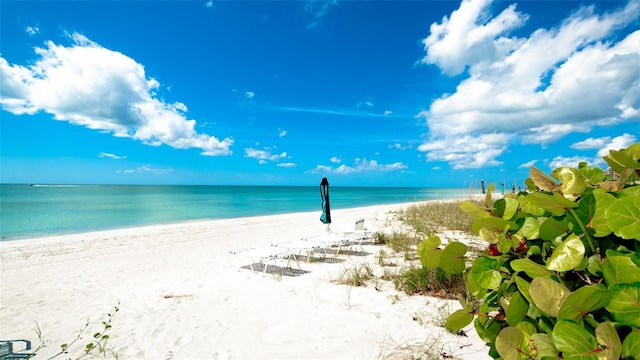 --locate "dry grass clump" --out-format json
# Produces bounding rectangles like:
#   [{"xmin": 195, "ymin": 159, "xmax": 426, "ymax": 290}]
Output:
[{"xmin": 396, "ymin": 200, "xmax": 480, "ymax": 234}]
